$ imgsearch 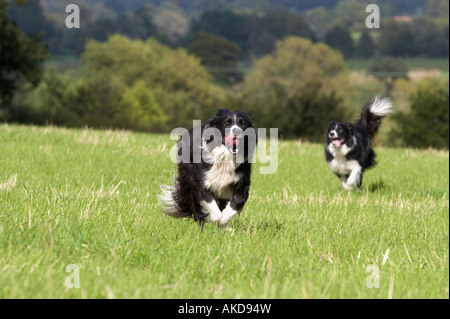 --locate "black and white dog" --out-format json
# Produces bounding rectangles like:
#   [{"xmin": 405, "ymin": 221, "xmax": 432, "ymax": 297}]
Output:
[
  {"xmin": 159, "ymin": 109, "xmax": 257, "ymax": 227},
  {"xmin": 325, "ymin": 96, "xmax": 392, "ymax": 190}
]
